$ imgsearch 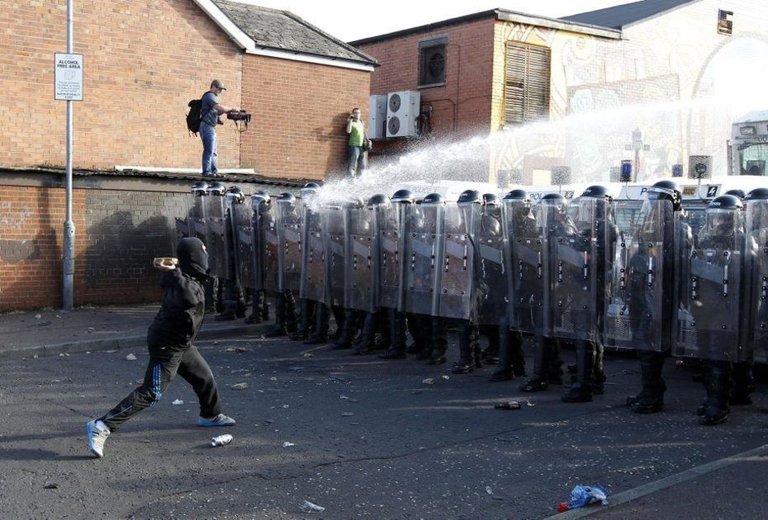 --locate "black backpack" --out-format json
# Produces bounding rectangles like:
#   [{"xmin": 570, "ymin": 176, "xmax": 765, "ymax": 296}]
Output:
[{"xmin": 186, "ymin": 97, "xmax": 202, "ymax": 135}]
